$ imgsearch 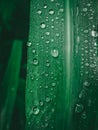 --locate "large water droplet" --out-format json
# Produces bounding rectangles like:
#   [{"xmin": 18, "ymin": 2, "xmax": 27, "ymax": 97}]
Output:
[
  {"xmin": 49, "ymin": 9, "xmax": 55, "ymax": 15},
  {"xmin": 51, "ymin": 49, "xmax": 59, "ymax": 58},
  {"xmin": 37, "ymin": 10, "xmax": 42, "ymax": 14},
  {"xmin": 91, "ymin": 30, "xmax": 98, "ymax": 37},
  {"xmin": 33, "ymin": 58, "xmax": 39, "ymax": 65},
  {"xmin": 32, "ymin": 106, "xmax": 40, "ymax": 115},
  {"xmin": 40, "ymin": 23, "xmax": 46, "ymax": 29}
]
